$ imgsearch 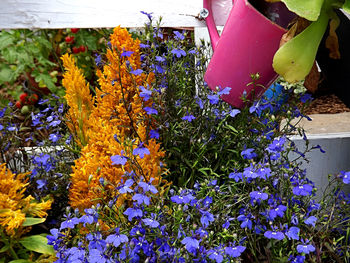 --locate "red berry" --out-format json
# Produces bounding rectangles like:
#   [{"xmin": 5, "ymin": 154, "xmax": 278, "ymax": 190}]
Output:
[
  {"xmin": 79, "ymin": 45, "xmax": 86, "ymax": 52},
  {"xmin": 71, "ymin": 28, "xmax": 80, "ymax": 33},
  {"xmin": 65, "ymin": 36, "xmax": 74, "ymax": 44},
  {"xmin": 29, "ymin": 94, "xmax": 39, "ymax": 105},
  {"xmin": 15, "ymin": 101, "xmax": 22, "ymax": 109},
  {"xmin": 72, "ymin": 46, "xmax": 80, "ymax": 54},
  {"xmin": 19, "ymin": 93, "xmax": 28, "ymax": 103}
]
